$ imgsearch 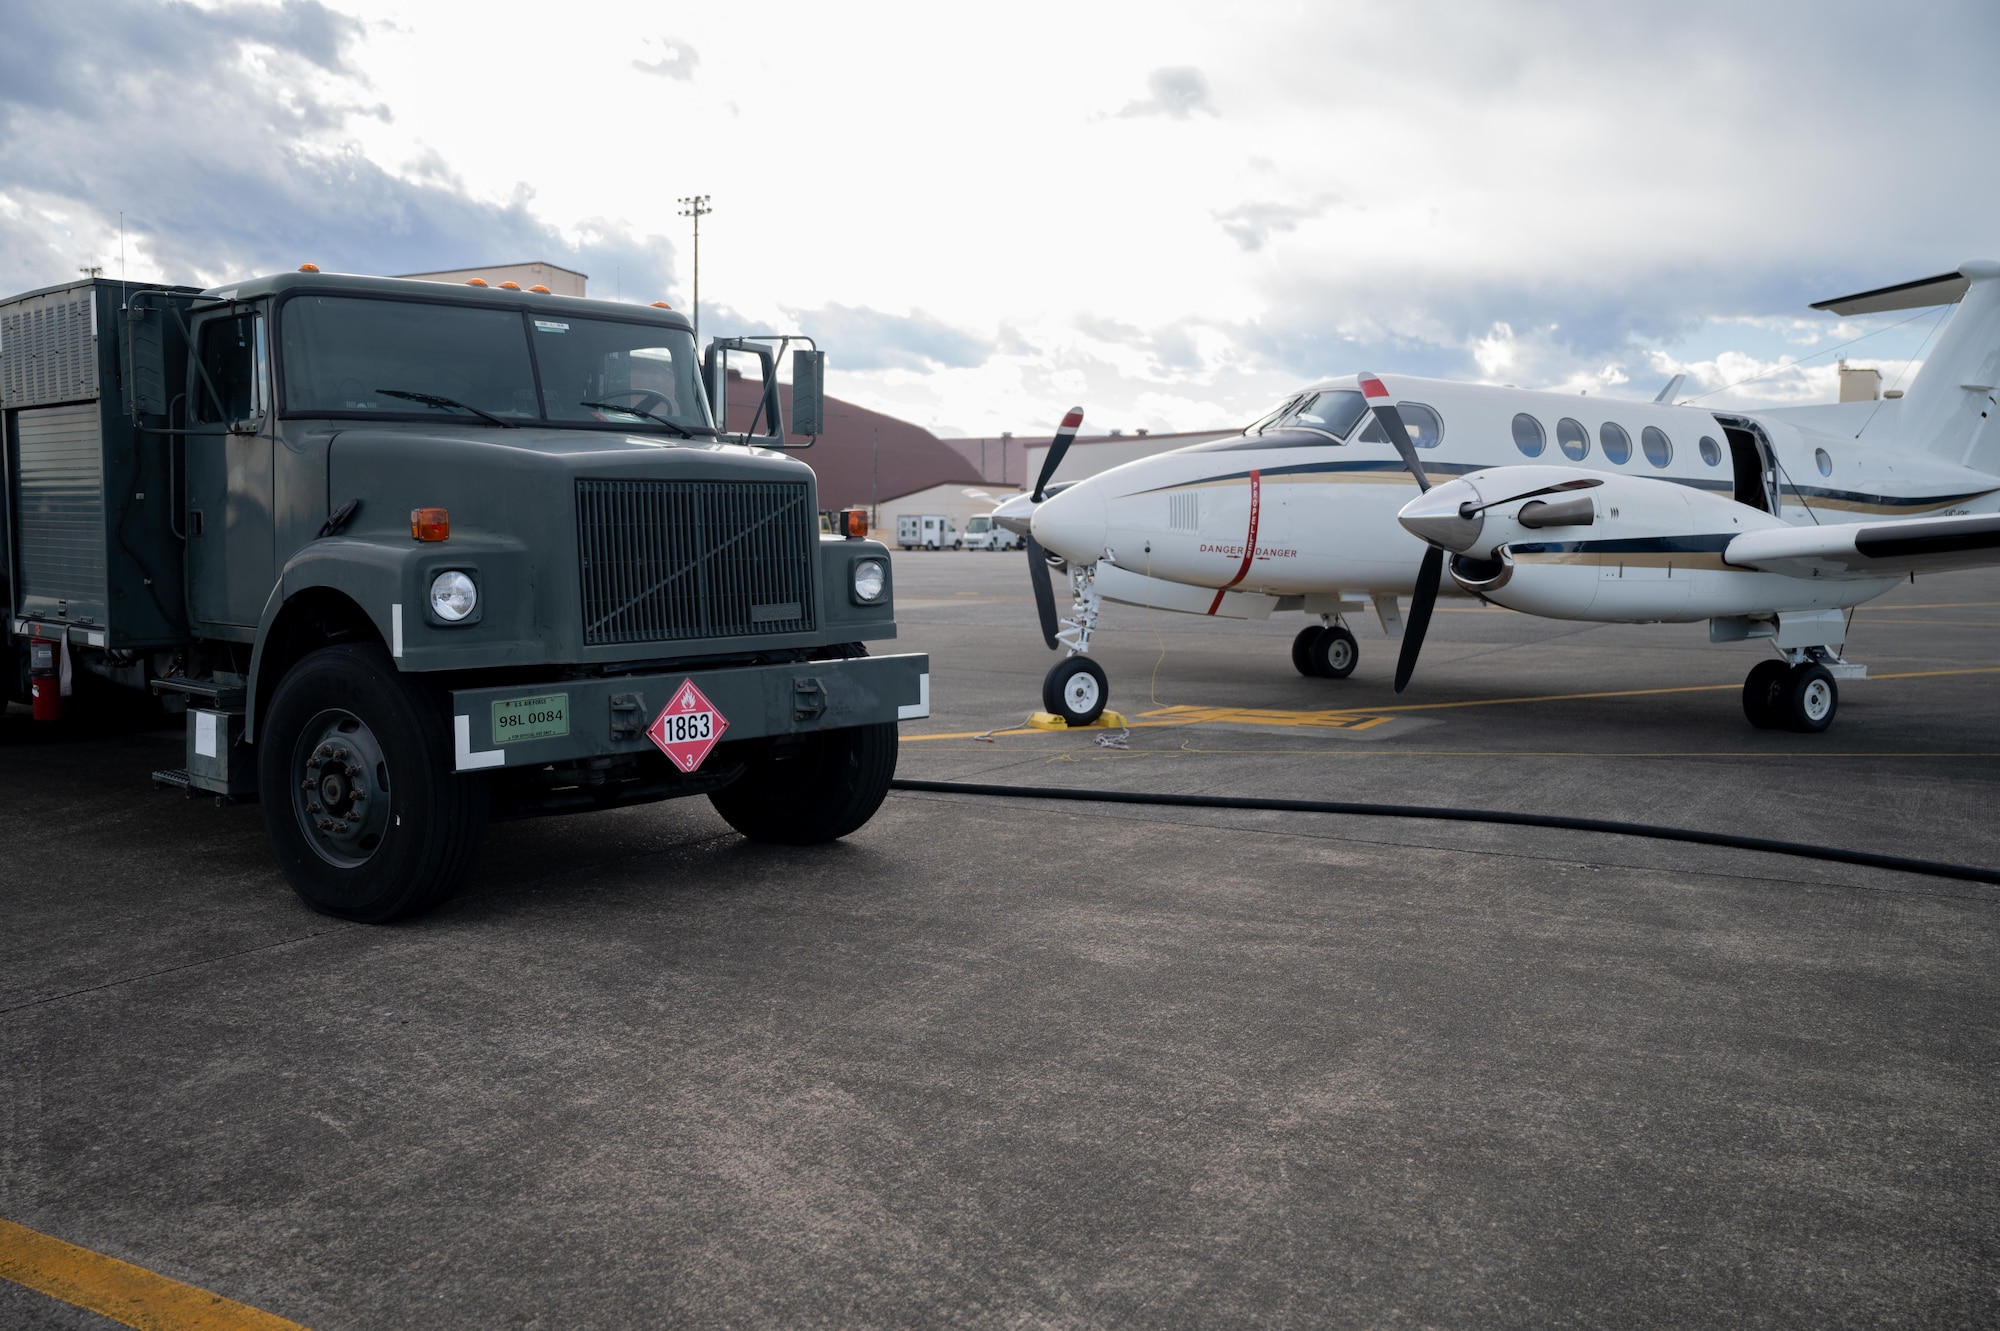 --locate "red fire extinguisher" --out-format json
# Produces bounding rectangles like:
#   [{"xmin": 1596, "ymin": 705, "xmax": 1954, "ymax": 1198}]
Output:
[{"xmin": 29, "ymin": 637, "xmax": 63, "ymax": 721}]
